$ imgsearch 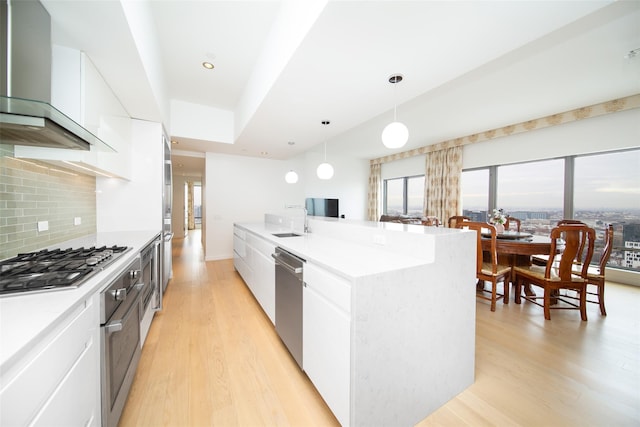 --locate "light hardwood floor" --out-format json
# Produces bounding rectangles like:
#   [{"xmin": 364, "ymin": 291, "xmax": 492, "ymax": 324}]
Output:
[{"xmin": 120, "ymin": 230, "xmax": 640, "ymax": 427}]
